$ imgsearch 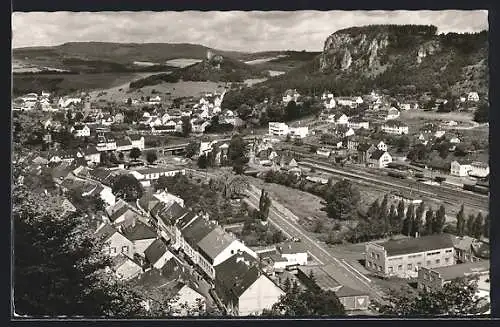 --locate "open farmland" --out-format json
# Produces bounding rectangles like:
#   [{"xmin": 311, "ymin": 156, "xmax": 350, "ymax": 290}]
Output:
[
  {"xmin": 90, "ymin": 80, "xmax": 224, "ymax": 102},
  {"xmin": 13, "ymin": 72, "xmax": 149, "ymax": 97},
  {"xmin": 165, "ymin": 58, "xmax": 203, "ymax": 68},
  {"xmin": 400, "ymin": 110, "xmax": 475, "ymax": 123}
]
